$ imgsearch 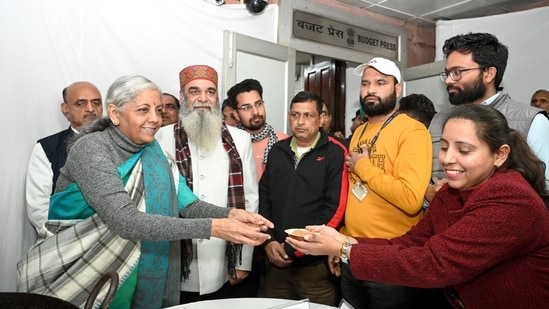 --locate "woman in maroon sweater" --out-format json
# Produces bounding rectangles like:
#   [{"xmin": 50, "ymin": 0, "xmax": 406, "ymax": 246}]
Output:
[{"xmin": 287, "ymin": 105, "xmax": 549, "ymax": 308}]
